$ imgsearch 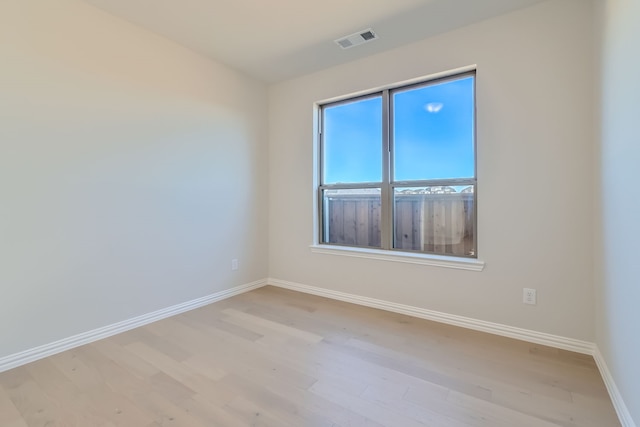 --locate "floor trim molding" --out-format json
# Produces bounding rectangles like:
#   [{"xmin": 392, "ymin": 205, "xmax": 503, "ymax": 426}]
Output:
[
  {"xmin": 0, "ymin": 279, "xmax": 267, "ymax": 374},
  {"xmin": 592, "ymin": 346, "xmax": 637, "ymax": 427},
  {"xmin": 267, "ymin": 278, "xmax": 593, "ymax": 354}
]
